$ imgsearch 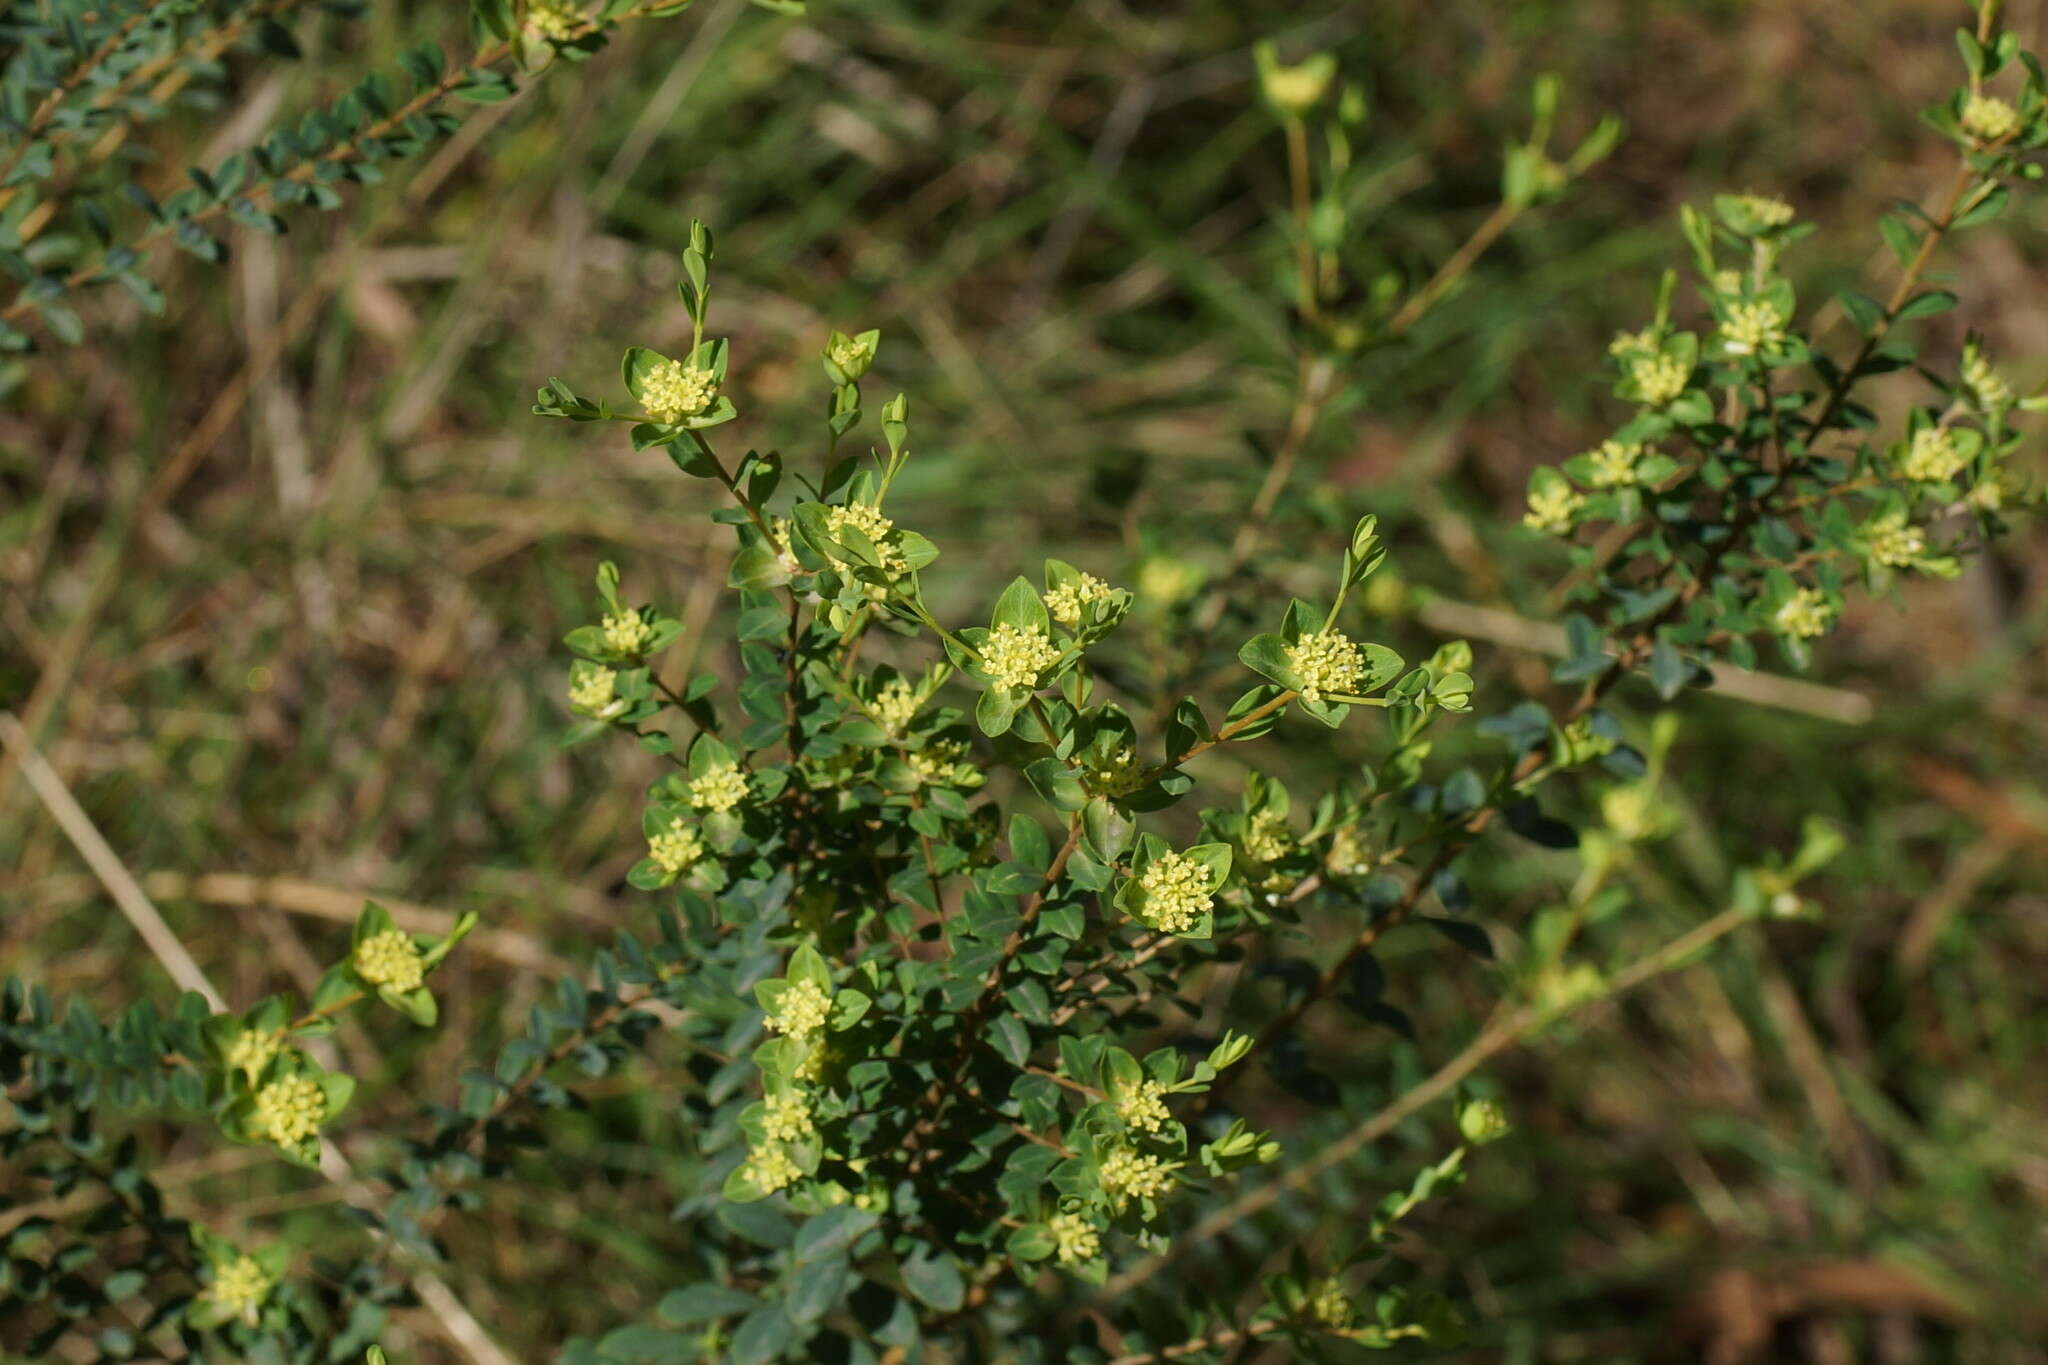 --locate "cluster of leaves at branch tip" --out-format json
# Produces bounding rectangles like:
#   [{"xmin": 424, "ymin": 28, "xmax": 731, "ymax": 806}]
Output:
[{"xmin": 0, "ymin": 0, "xmax": 755, "ymax": 365}]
